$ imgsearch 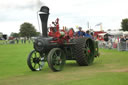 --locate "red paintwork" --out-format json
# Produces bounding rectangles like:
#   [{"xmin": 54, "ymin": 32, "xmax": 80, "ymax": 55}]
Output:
[
  {"xmin": 48, "ymin": 18, "xmax": 74, "ymax": 44},
  {"xmin": 88, "ymin": 50, "xmax": 91, "ymax": 53},
  {"xmin": 8, "ymin": 37, "xmax": 15, "ymax": 40},
  {"xmin": 94, "ymin": 31, "xmax": 106, "ymax": 36},
  {"xmin": 97, "ymin": 35, "xmax": 104, "ymax": 41},
  {"xmin": 94, "ymin": 31, "xmax": 106, "ymax": 41}
]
